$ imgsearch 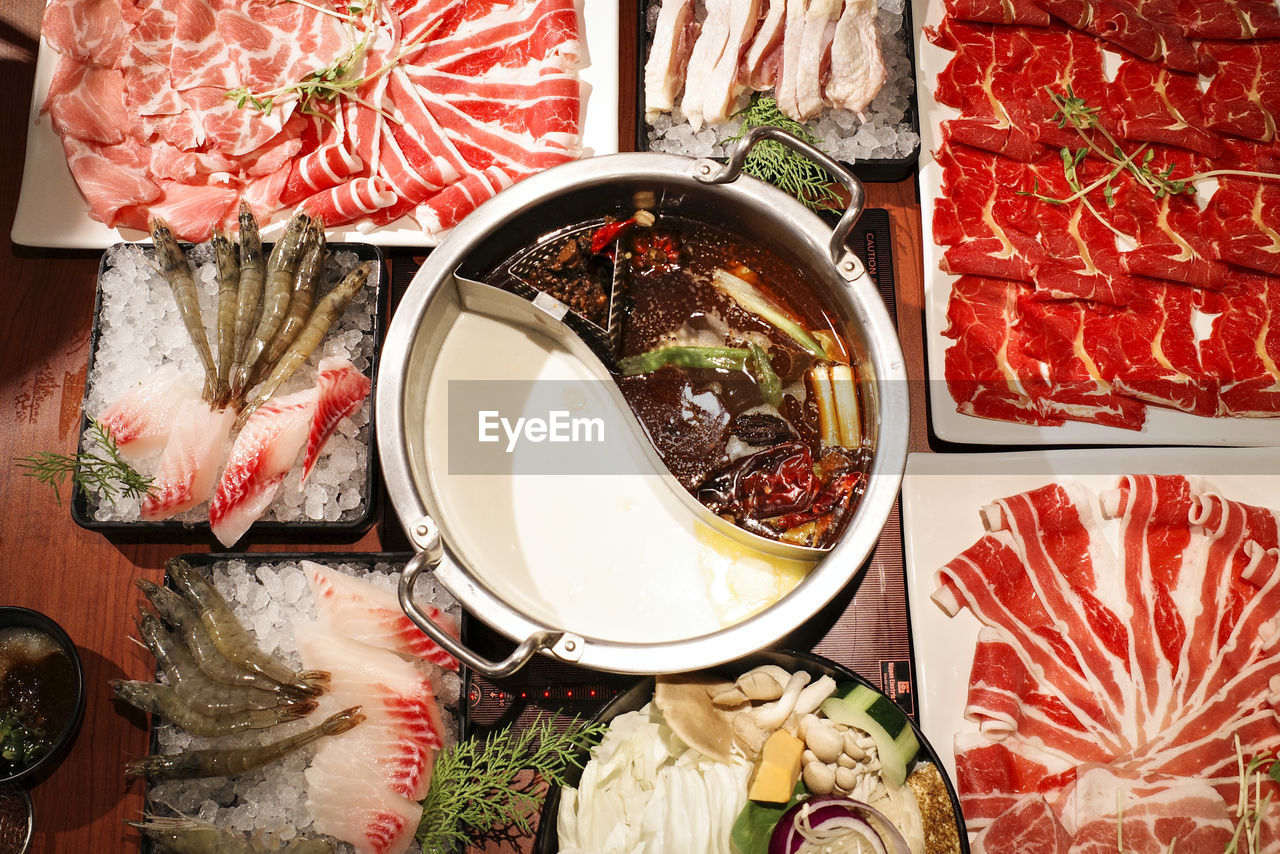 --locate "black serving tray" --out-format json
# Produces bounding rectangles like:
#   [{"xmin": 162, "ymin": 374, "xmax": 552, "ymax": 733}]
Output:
[
  {"xmin": 71, "ymin": 242, "xmax": 387, "ymax": 542},
  {"xmin": 635, "ymin": 1, "xmax": 921, "ymax": 182},
  {"xmin": 533, "ymin": 648, "xmax": 968, "ymax": 853},
  {"xmin": 137, "ymin": 551, "xmax": 470, "ymax": 854}
]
